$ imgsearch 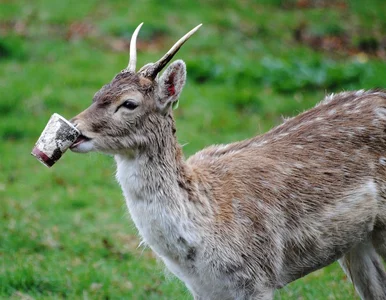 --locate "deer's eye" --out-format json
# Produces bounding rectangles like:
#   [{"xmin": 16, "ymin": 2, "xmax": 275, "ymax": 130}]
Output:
[{"xmin": 120, "ymin": 100, "xmax": 138, "ymax": 111}]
